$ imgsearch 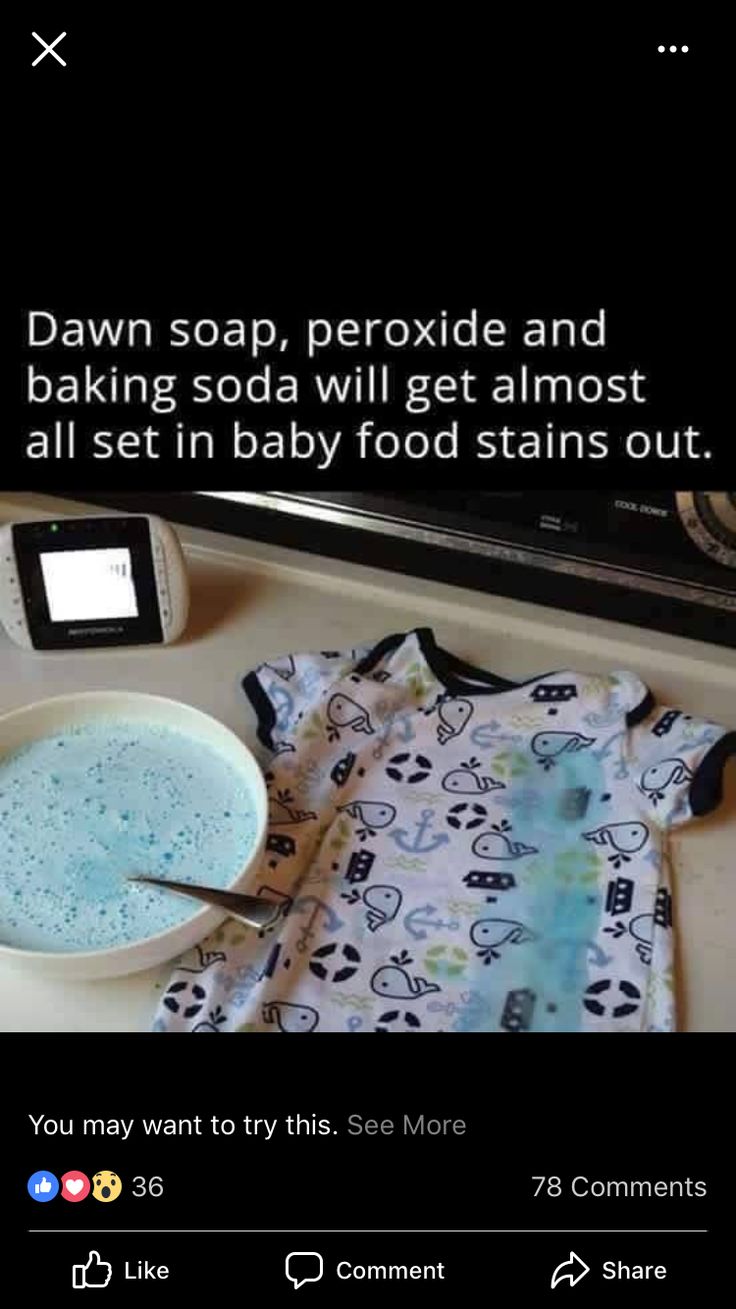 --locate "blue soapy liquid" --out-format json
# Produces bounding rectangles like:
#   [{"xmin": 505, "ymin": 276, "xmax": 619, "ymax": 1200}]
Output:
[{"xmin": 0, "ymin": 720, "xmax": 258, "ymax": 952}]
